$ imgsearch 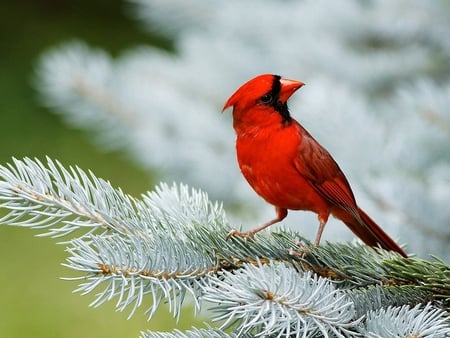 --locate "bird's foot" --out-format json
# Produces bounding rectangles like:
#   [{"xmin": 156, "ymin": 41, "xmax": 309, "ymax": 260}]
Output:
[
  {"xmin": 288, "ymin": 239, "xmax": 312, "ymax": 258},
  {"xmin": 226, "ymin": 229, "xmax": 255, "ymax": 240},
  {"xmin": 294, "ymin": 239, "xmax": 306, "ymax": 249}
]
